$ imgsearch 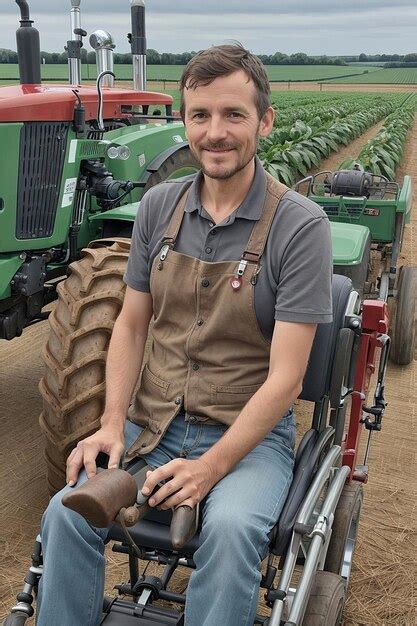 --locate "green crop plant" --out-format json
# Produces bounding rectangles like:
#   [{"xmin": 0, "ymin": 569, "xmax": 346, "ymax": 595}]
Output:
[
  {"xmin": 258, "ymin": 100, "xmax": 397, "ymax": 186},
  {"xmin": 339, "ymin": 98, "xmax": 417, "ymax": 179}
]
